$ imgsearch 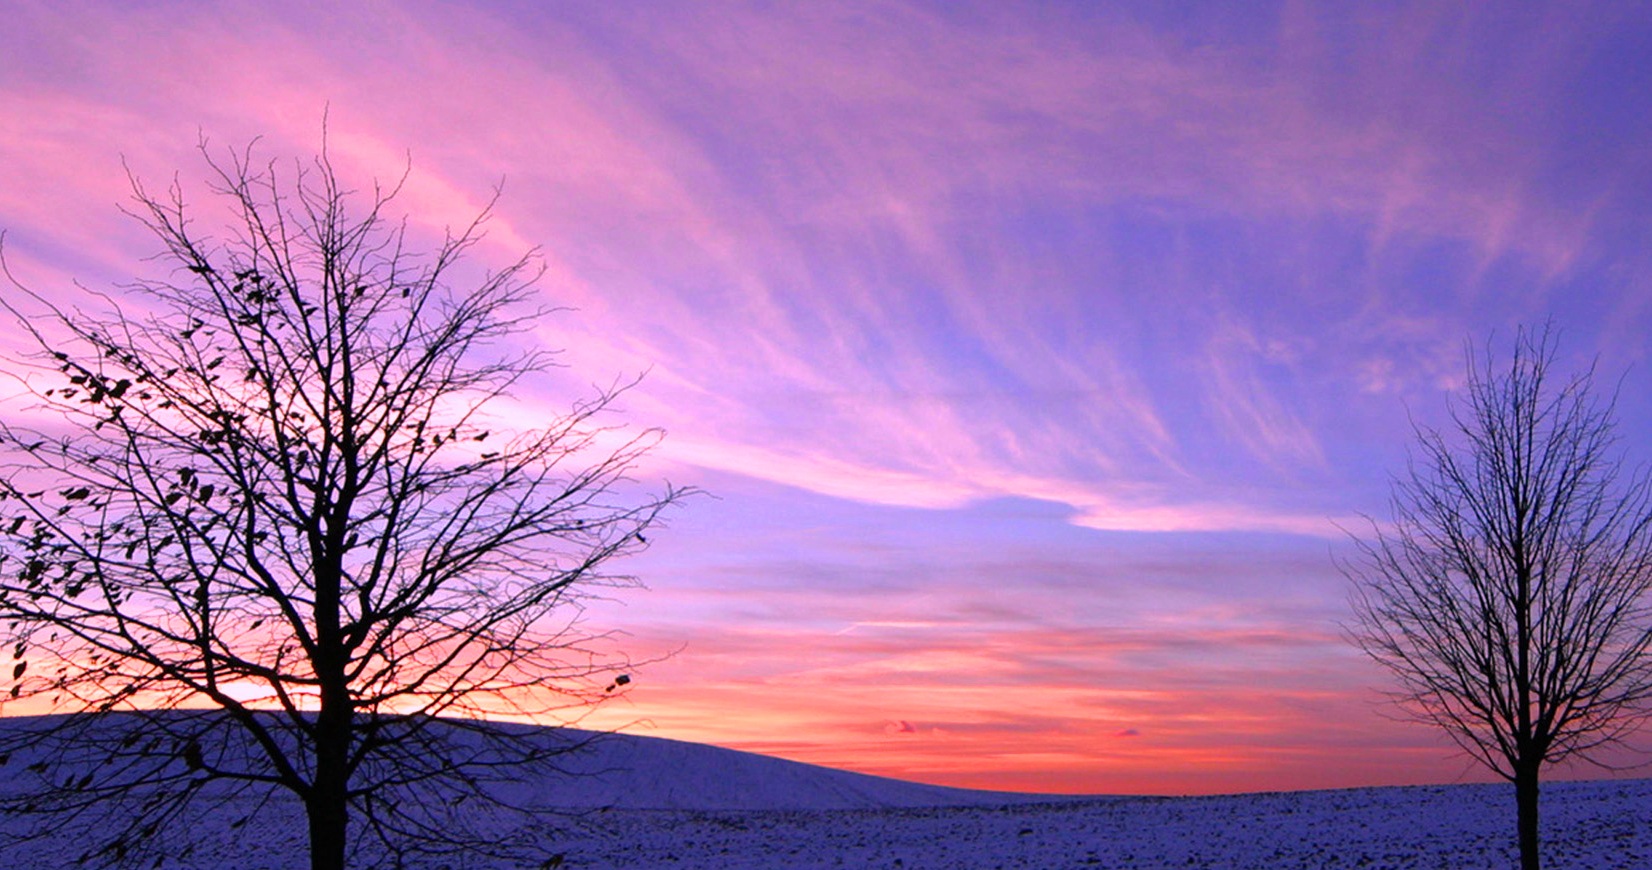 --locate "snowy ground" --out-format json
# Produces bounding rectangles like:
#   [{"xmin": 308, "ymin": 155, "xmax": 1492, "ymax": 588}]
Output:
[
  {"xmin": 551, "ymin": 778, "xmax": 1652, "ymax": 869},
  {"xmin": 2, "ymin": 717, "xmax": 1648, "ymax": 868}
]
